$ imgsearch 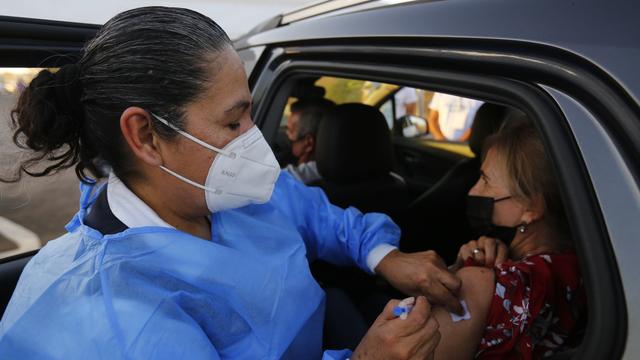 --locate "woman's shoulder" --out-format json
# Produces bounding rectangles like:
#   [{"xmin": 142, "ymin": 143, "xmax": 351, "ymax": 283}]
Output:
[
  {"xmin": 492, "ymin": 252, "xmax": 582, "ymax": 309},
  {"xmin": 497, "ymin": 252, "xmax": 579, "ymax": 276},
  {"xmin": 1, "ymin": 232, "xmax": 85, "ymax": 329},
  {"xmin": 474, "ymin": 251, "xmax": 584, "ymax": 358},
  {"xmin": 24, "ymin": 231, "xmax": 84, "ymax": 270}
]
